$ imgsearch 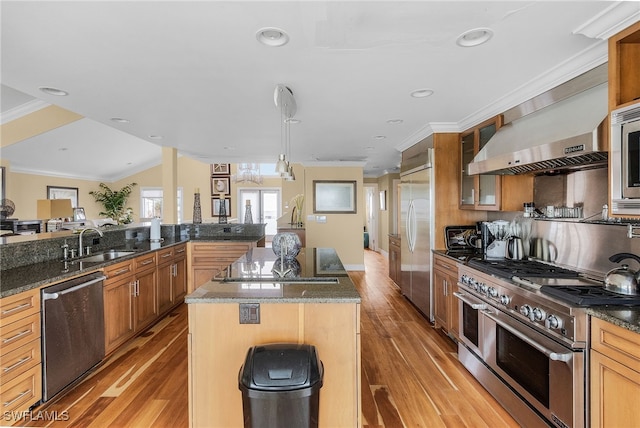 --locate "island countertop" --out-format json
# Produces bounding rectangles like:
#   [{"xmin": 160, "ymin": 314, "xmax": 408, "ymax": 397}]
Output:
[{"xmin": 185, "ymin": 247, "xmax": 361, "ymax": 304}]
